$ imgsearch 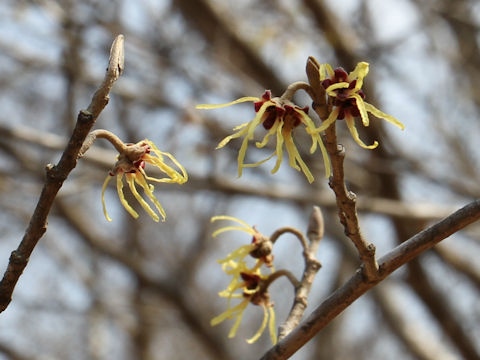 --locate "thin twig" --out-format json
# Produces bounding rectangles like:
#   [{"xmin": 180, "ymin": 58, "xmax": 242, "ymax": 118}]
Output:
[
  {"xmin": 325, "ymin": 125, "xmax": 379, "ymax": 281},
  {"xmin": 277, "ymin": 206, "xmax": 324, "ymax": 340},
  {"xmin": 79, "ymin": 129, "xmax": 127, "ymax": 157},
  {"xmin": 261, "ymin": 270, "xmax": 300, "ymax": 290},
  {"xmin": 260, "ymin": 199, "xmax": 480, "ymax": 360},
  {"xmin": 270, "ymin": 227, "xmax": 308, "ymax": 251},
  {"xmin": 280, "ymin": 81, "xmax": 313, "ymax": 101},
  {"xmin": 0, "ymin": 35, "xmax": 124, "ymax": 313}
]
